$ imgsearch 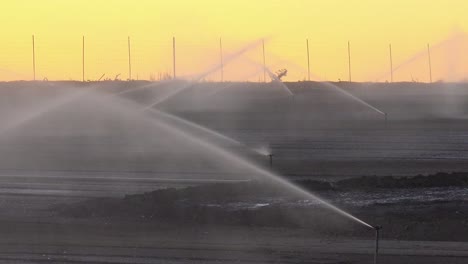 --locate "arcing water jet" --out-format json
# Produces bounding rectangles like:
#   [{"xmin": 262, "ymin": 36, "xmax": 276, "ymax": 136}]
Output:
[
  {"xmin": 266, "ymin": 67, "xmax": 294, "ymax": 96},
  {"xmin": 264, "ymin": 53, "xmax": 387, "ymax": 118},
  {"xmin": 148, "ymin": 106, "xmax": 374, "ymax": 229},
  {"xmin": 247, "ymin": 58, "xmax": 294, "ymax": 96},
  {"xmin": 143, "ymin": 38, "xmax": 268, "ymax": 110},
  {"xmin": 205, "ymin": 66, "xmax": 268, "ymax": 98},
  {"xmin": 145, "ymin": 107, "xmax": 269, "ymax": 156},
  {"xmin": 0, "ymin": 86, "xmax": 93, "ymax": 136},
  {"xmin": 111, "ymin": 80, "xmax": 172, "ymax": 96},
  {"xmin": 372, "ymin": 31, "xmax": 467, "ymax": 82},
  {"xmin": 302, "ymin": 69, "xmax": 388, "ymax": 118},
  {"xmin": 103, "ymin": 91, "xmax": 374, "ymax": 229},
  {"xmin": 325, "ymin": 82, "xmax": 387, "ymax": 117}
]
